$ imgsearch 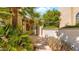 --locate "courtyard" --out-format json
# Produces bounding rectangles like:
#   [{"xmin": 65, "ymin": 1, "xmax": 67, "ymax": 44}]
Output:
[{"xmin": 0, "ymin": 7, "xmax": 79, "ymax": 51}]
